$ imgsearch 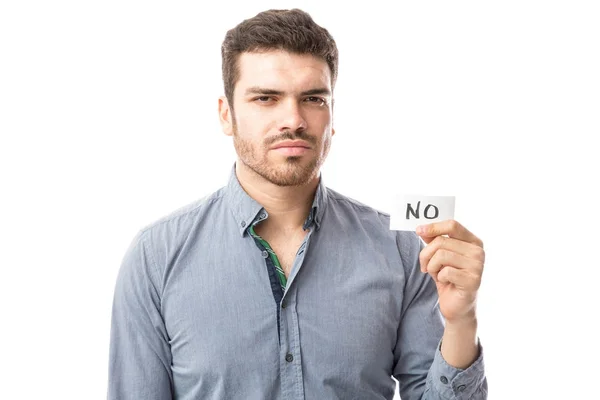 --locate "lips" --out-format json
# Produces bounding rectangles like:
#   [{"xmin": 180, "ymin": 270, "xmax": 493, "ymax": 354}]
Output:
[
  {"xmin": 271, "ymin": 142, "xmax": 311, "ymax": 156},
  {"xmin": 271, "ymin": 140, "xmax": 311, "ymax": 150}
]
